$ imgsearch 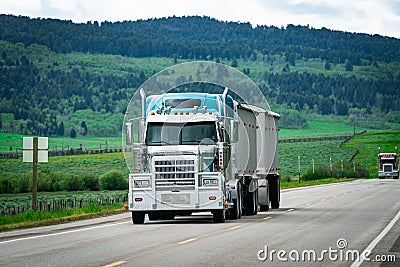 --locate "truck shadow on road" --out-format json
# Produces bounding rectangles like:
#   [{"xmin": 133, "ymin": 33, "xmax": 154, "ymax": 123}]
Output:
[{"xmin": 144, "ymin": 209, "xmax": 292, "ymax": 225}]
